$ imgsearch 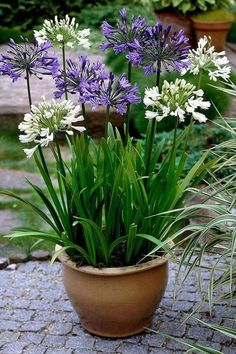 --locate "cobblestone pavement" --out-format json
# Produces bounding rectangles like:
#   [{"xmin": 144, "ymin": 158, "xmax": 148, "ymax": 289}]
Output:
[{"xmin": 0, "ymin": 256, "xmax": 235, "ymax": 354}]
